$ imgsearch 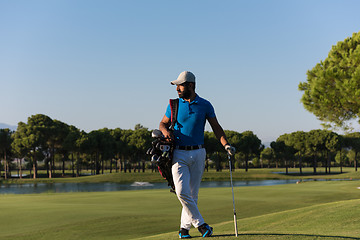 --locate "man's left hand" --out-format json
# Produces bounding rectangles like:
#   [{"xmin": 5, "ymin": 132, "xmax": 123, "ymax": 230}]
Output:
[{"xmin": 225, "ymin": 144, "xmax": 236, "ymax": 156}]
